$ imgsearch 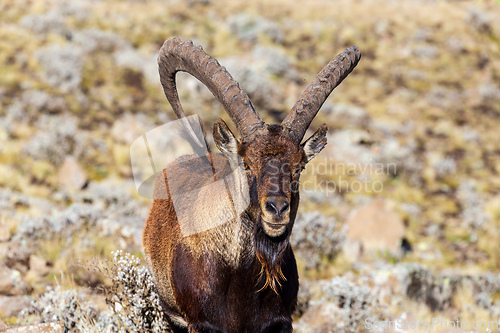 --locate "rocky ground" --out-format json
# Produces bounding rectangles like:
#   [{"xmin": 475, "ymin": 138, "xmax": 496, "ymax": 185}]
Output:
[{"xmin": 0, "ymin": 0, "xmax": 500, "ymax": 331}]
